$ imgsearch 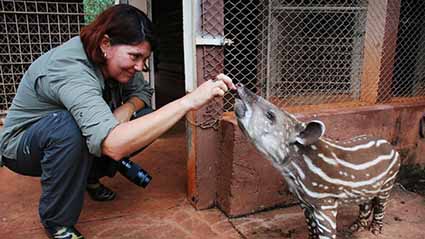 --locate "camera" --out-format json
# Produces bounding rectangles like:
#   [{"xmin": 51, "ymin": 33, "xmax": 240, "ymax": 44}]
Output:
[{"xmin": 117, "ymin": 157, "xmax": 152, "ymax": 188}]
